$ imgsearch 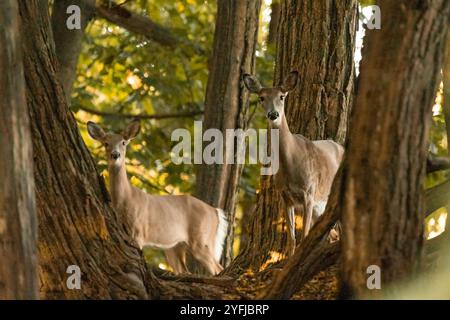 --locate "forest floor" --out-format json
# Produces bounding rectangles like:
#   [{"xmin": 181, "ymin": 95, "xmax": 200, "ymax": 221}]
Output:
[{"xmin": 156, "ymin": 264, "xmax": 339, "ymax": 300}]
